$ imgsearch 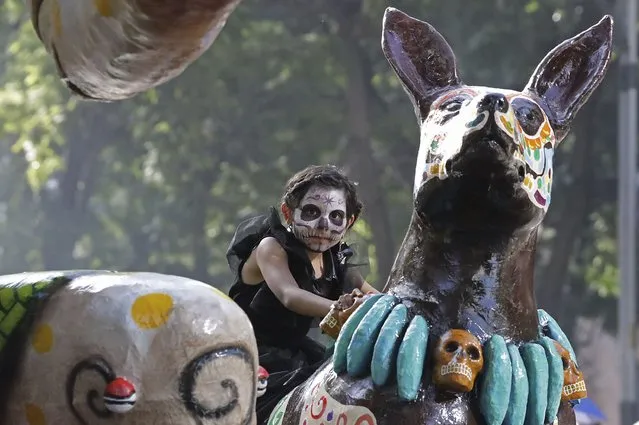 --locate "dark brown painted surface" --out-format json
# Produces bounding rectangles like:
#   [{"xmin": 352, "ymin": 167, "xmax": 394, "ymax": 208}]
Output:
[{"xmin": 275, "ymin": 7, "xmax": 612, "ymax": 425}]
